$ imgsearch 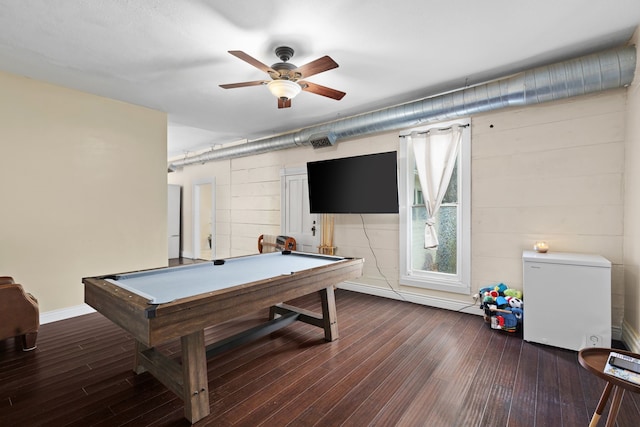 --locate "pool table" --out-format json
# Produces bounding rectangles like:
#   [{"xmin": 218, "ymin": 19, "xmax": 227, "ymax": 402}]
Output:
[{"xmin": 83, "ymin": 251, "xmax": 364, "ymax": 423}]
